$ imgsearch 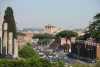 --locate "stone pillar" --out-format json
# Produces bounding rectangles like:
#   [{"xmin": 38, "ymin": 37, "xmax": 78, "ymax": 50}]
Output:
[
  {"xmin": 0, "ymin": 38, "xmax": 2, "ymax": 54},
  {"xmin": 67, "ymin": 39, "xmax": 71, "ymax": 53},
  {"xmin": 8, "ymin": 32, "xmax": 13, "ymax": 56},
  {"xmin": 71, "ymin": 37, "xmax": 76, "ymax": 44},
  {"xmin": 0, "ymin": 16, "xmax": 3, "ymax": 54},
  {"xmin": 0, "ymin": 23, "xmax": 2, "ymax": 54},
  {"xmin": 2, "ymin": 23, "xmax": 8, "ymax": 56},
  {"xmin": 13, "ymin": 39, "xmax": 18, "ymax": 58}
]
